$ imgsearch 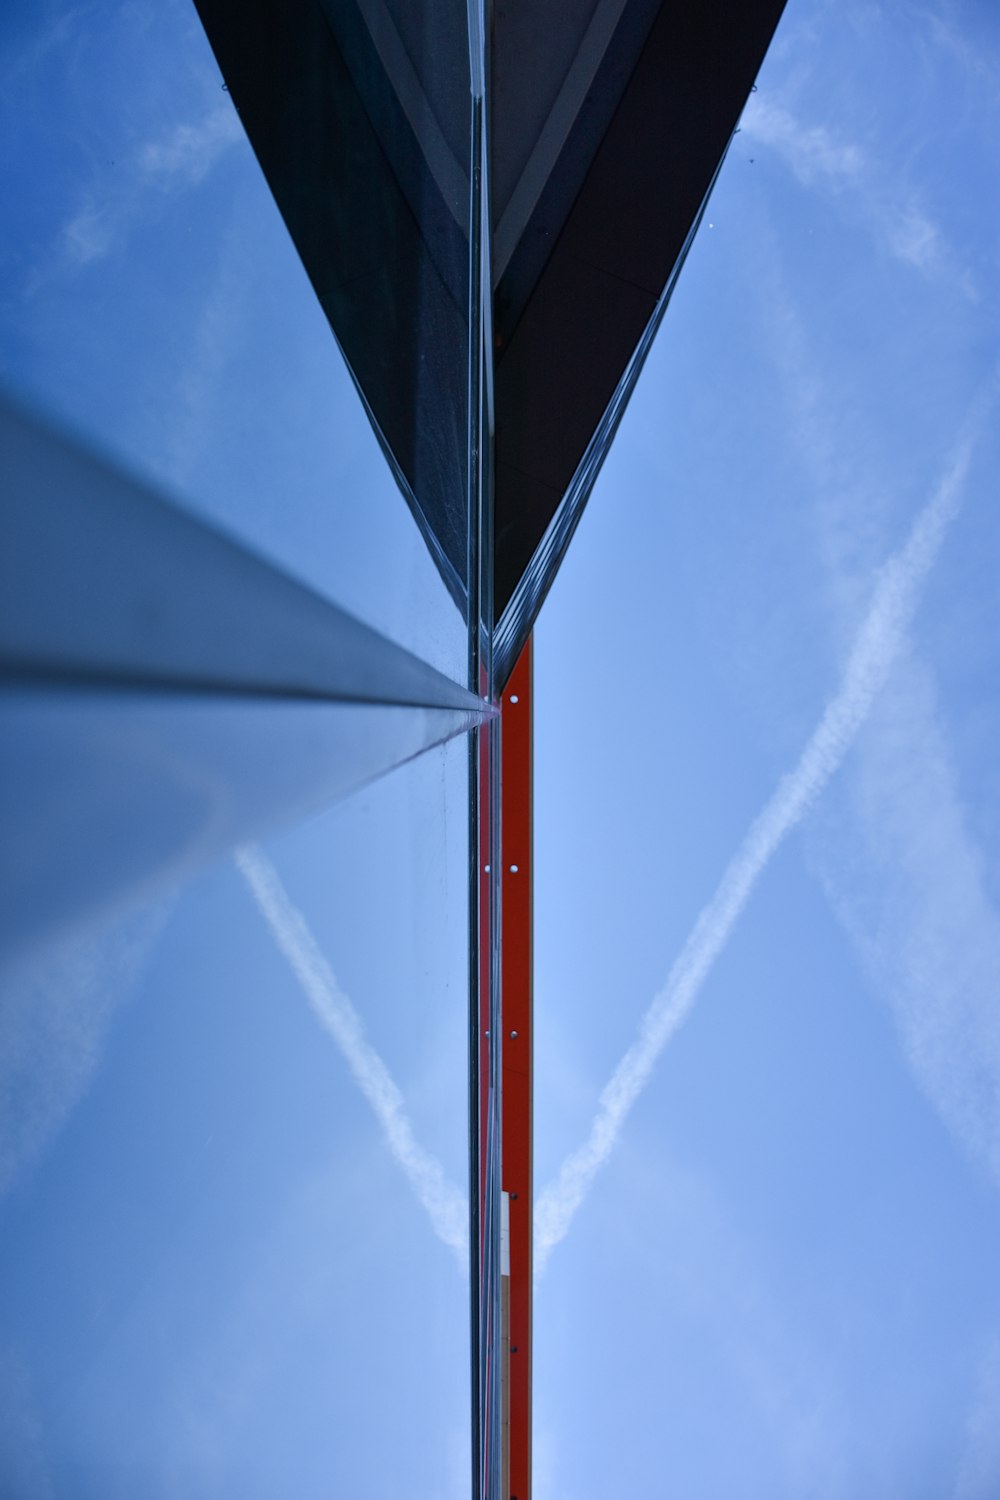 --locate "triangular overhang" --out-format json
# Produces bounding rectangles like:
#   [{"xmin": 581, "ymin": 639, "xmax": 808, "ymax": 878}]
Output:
[{"xmin": 194, "ymin": 0, "xmax": 787, "ymax": 688}]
